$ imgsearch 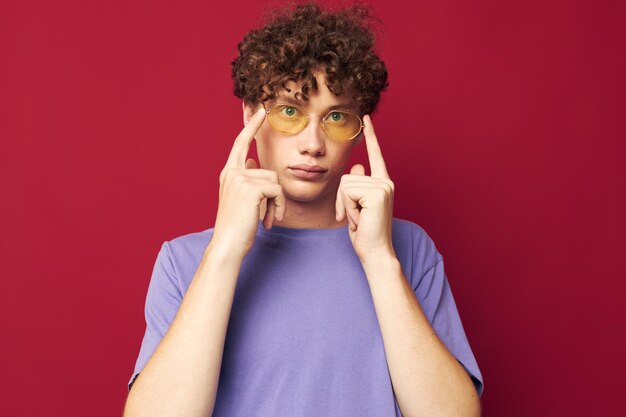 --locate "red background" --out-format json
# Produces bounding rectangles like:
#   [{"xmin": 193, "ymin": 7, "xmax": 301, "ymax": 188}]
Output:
[{"xmin": 1, "ymin": 0, "xmax": 624, "ymax": 416}]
